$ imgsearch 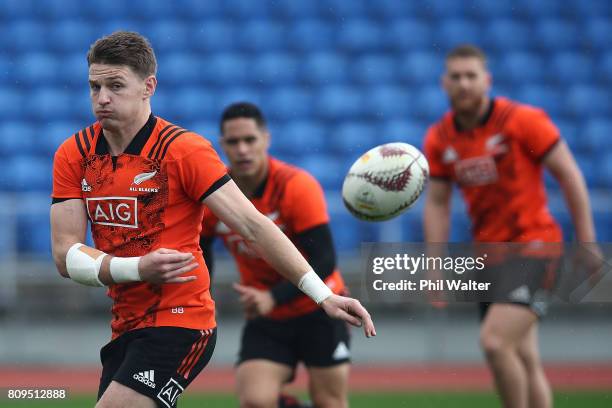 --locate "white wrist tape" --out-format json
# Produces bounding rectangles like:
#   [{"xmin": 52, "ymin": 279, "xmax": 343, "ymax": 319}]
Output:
[
  {"xmin": 110, "ymin": 256, "xmax": 142, "ymax": 283},
  {"xmin": 66, "ymin": 243, "xmax": 105, "ymax": 287},
  {"xmin": 298, "ymin": 270, "xmax": 333, "ymax": 304}
]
